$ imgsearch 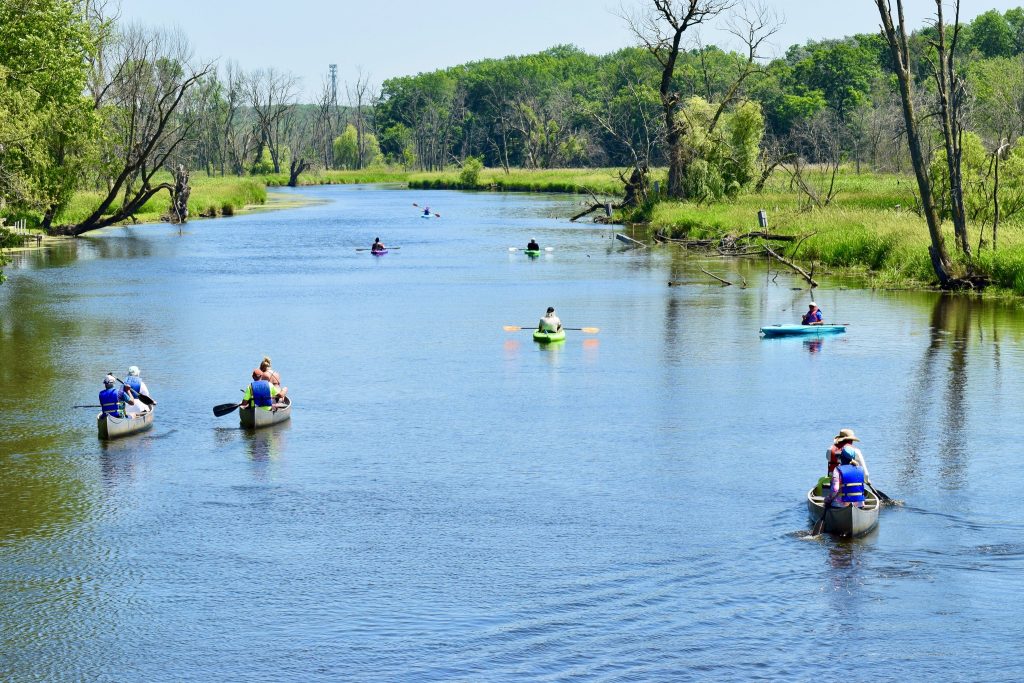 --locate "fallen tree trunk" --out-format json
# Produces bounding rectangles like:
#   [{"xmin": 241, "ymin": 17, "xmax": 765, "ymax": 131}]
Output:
[{"xmin": 763, "ymin": 244, "xmax": 818, "ymax": 287}]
